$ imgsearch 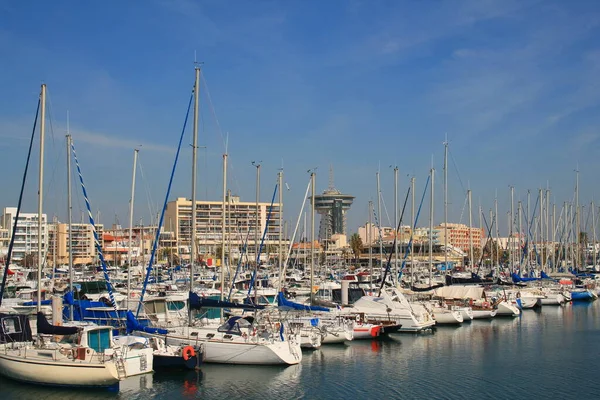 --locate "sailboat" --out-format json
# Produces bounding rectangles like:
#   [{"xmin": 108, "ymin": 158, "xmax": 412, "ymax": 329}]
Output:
[
  {"xmin": 133, "ymin": 67, "xmax": 302, "ymax": 365},
  {"xmin": 0, "ymin": 85, "xmax": 127, "ymax": 387}
]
